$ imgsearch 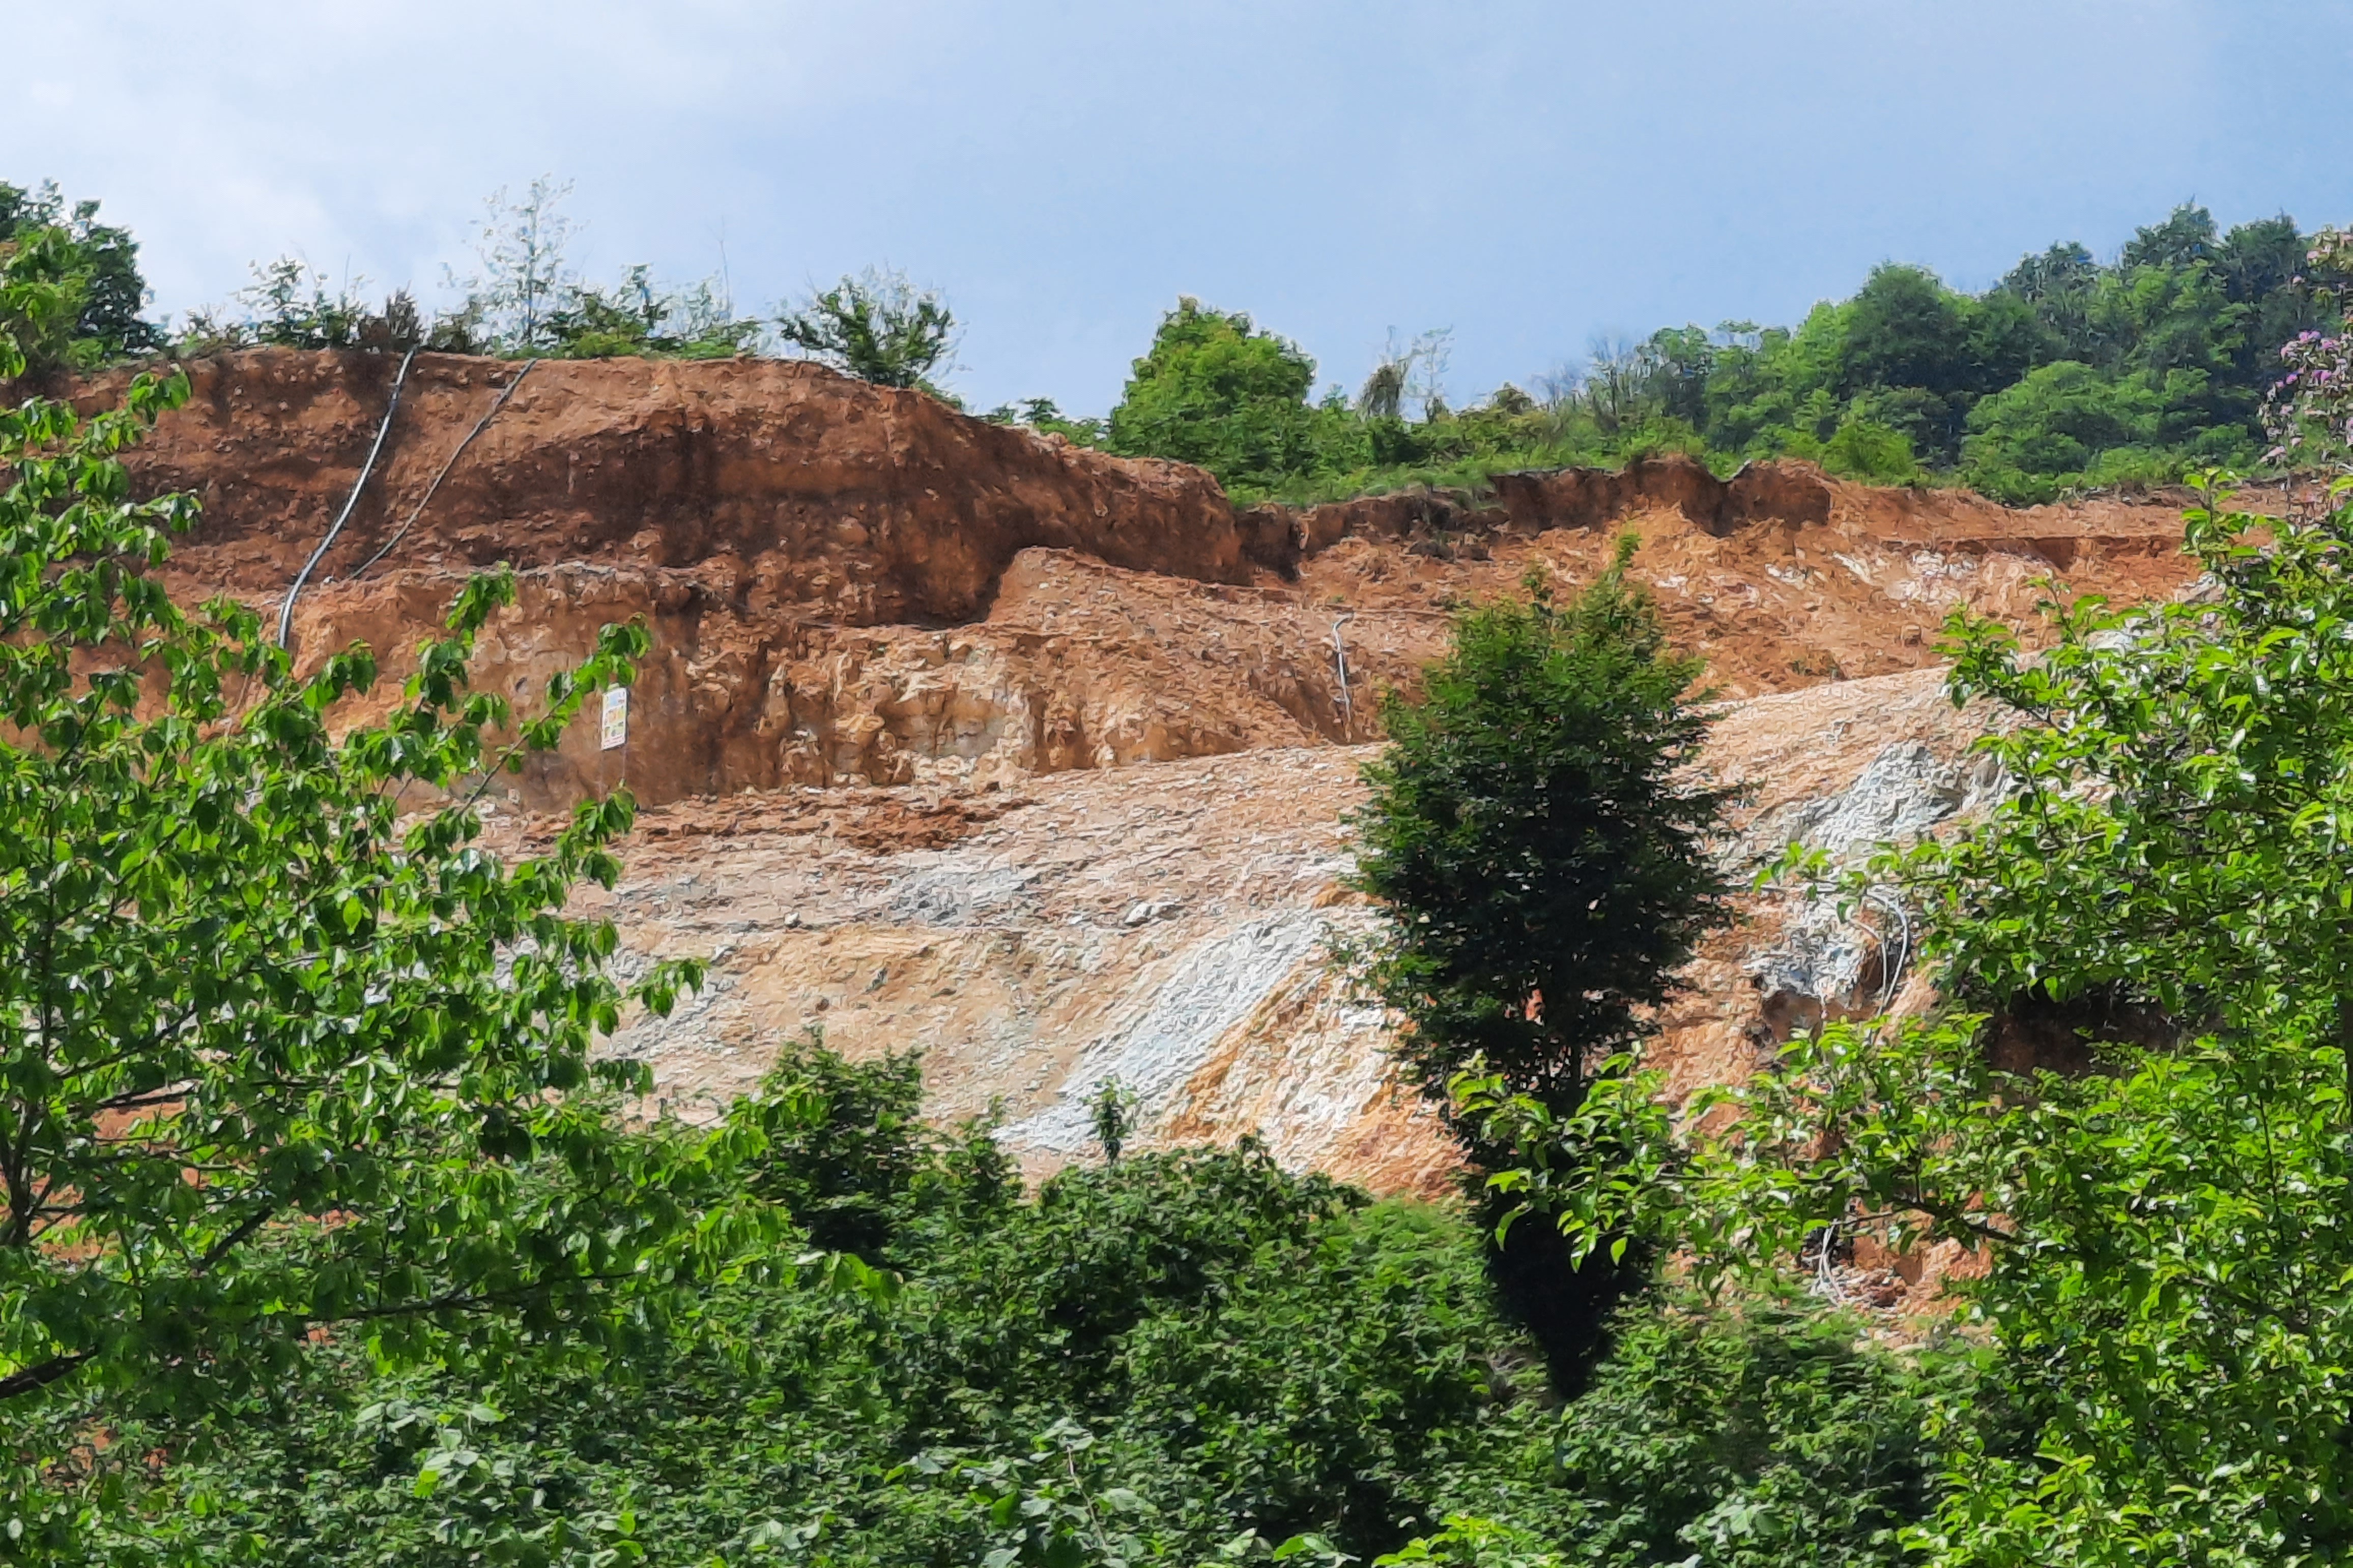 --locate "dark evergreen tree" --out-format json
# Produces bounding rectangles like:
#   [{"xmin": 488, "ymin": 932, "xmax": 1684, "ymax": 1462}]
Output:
[{"xmin": 1350, "ymin": 542, "xmax": 1737, "ymax": 1390}]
